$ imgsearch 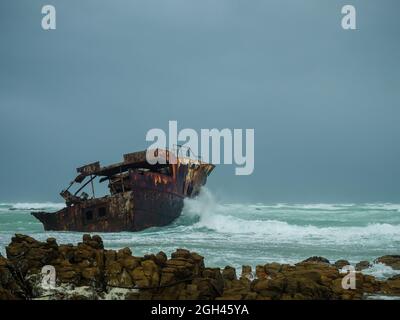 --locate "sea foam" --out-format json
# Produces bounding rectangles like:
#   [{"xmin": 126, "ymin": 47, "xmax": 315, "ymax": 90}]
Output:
[{"xmin": 182, "ymin": 189, "xmax": 400, "ymax": 246}]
